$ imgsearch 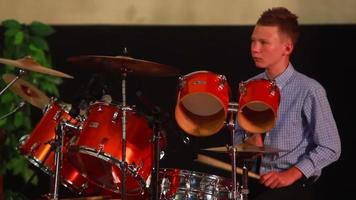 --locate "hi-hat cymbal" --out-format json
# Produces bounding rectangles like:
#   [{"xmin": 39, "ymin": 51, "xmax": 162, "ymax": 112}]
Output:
[
  {"xmin": 203, "ymin": 143, "xmax": 285, "ymax": 154},
  {"xmin": 67, "ymin": 55, "xmax": 180, "ymax": 77},
  {"xmin": 195, "ymin": 154, "xmax": 260, "ymax": 179},
  {"xmin": 0, "ymin": 56, "xmax": 74, "ymax": 79},
  {"xmin": 2, "ymin": 74, "xmax": 50, "ymax": 110}
]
